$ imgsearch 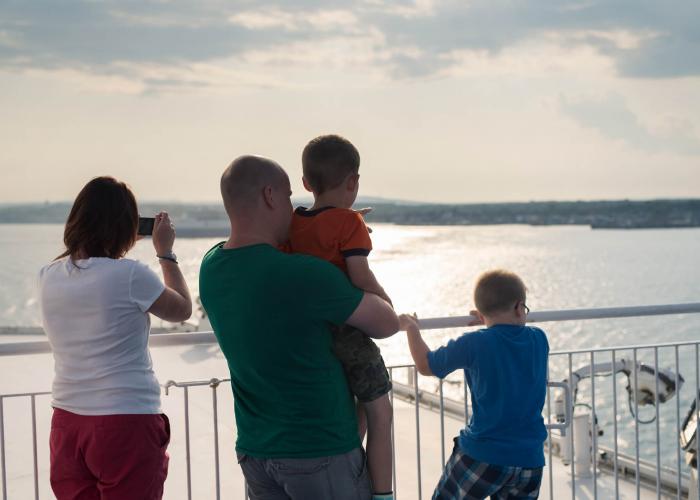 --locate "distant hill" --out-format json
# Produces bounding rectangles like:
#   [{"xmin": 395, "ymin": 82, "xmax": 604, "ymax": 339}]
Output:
[{"xmin": 1, "ymin": 199, "xmax": 698, "ymax": 236}]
